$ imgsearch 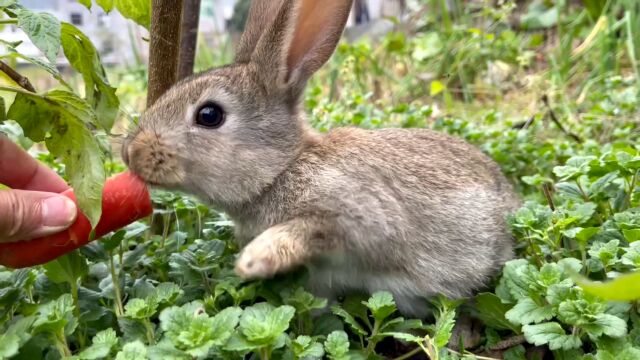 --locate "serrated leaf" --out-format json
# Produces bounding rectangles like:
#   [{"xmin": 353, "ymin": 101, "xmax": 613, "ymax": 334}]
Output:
[
  {"xmin": 239, "ymin": 303, "xmax": 295, "ymax": 344},
  {"xmin": 523, "ymin": 322, "xmax": 582, "ymax": 350},
  {"xmin": 324, "ymin": 331, "xmax": 350, "ymax": 360},
  {"xmin": 506, "ymin": 297, "xmax": 554, "ymax": 325},
  {"xmin": 331, "ymin": 305, "xmax": 367, "ymax": 336},
  {"xmin": 33, "ymin": 294, "xmax": 77, "ymax": 336},
  {"xmin": 363, "ymin": 291, "xmax": 397, "ymax": 321},
  {"xmin": 77, "ymin": 329, "xmax": 118, "ymax": 359},
  {"xmin": 124, "ymin": 298, "xmax": 157, "ymax": 320},
  {"xmin": 43, "ymin": 251, "xmax": 89, "ymax": 285},
  {"xmin": 160, "ymin": 303, "xmax": 241, "ymax": 356},
  {"xmin": 16, "ymin": 9, "xmax": 61, "ymax": 63},
  {"xmin": 0, "ymin": 316, "xmax": 35, "ymax": 359},
  {"xmin": 115, "ymin": 341, "xmax": 147, "ymax": 360}
]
